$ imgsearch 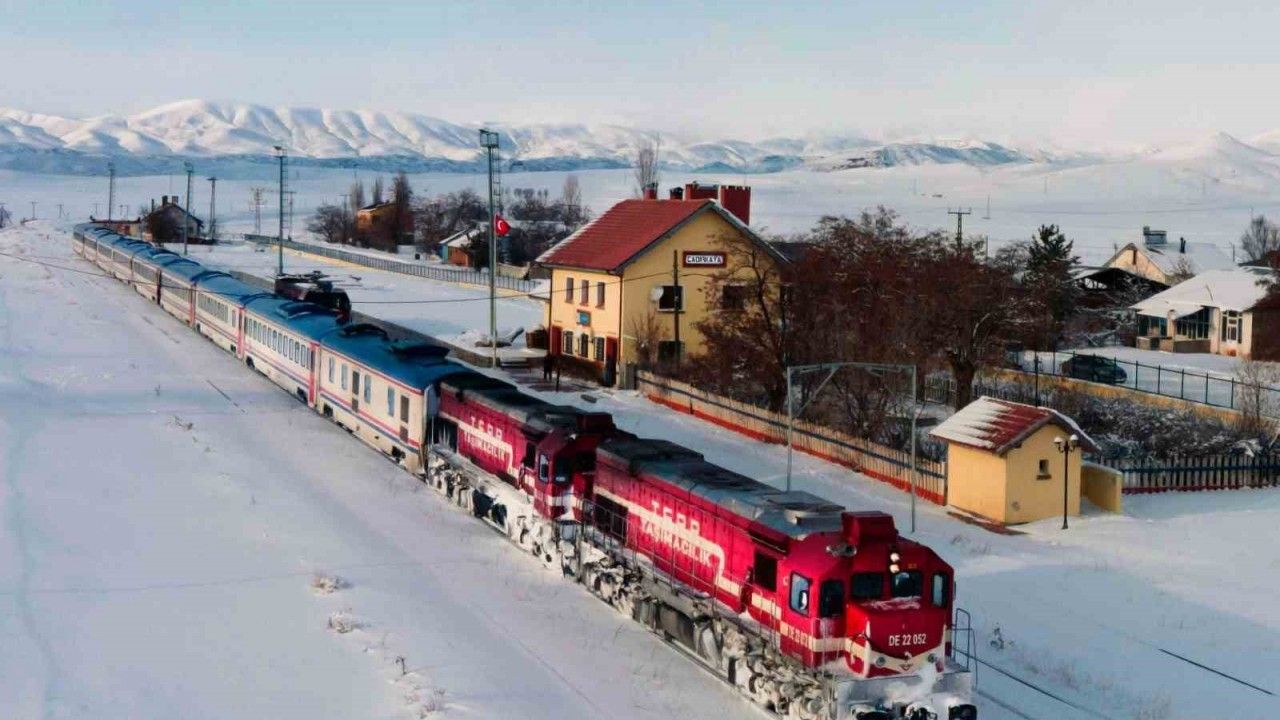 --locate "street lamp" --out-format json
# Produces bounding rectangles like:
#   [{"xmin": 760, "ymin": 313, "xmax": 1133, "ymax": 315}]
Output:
[
  {"xmin": 1052, "ymin": 434, "xmax": 1079, "ymax": 530},
  {"xmin": 479, "ymin": 129, "xmax": 501, "ymax": 368}
]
